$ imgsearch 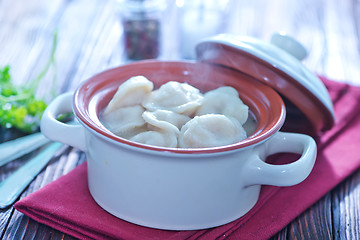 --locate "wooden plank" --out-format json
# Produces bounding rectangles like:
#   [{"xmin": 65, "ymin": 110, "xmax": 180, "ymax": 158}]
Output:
[
  {"xmin": 0, "ymin": 2, "xmax": 120, "ymax": 238},
  {"xmin": 270, "ymin": 227, "xmax": 288, "ymax": 240},
  {"xmin": 0, "ymin": 148, "xmax": 50, "ymax": 238},
  {"xmin": 321, "ymin": 0, "xmax": 360, "ymax": 84},
  {"xmin": 332, "ymin": 170, "xmax": 360, "ymax": 240},
  {"xmin": 0, "ymin": 0, "xmax": 65, "ymax": 86},
  {"xmin": 0, "ymin": 148, "xmax": 64, "ymax": 237},
  {"xmin": 271, "ymin": 194, "xmax": 333, "ymax": 239},
  {"xmin": 48, "ymin": 0, "xmax": 110, "ymax": 93},
  {"xmin": 1, "ymin": 149, "xmax": 84, "ymax": 239},
  {"xmin": 292, "ymin": 194, "xmax": 333, "ymax": 239},
  {"xmin": 66, "ymin": 0, "xmax": 122, "ymax": 91},
  {"xmin": 1, "ymin": 0, "xmax": 109, "ymax": 234}
]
